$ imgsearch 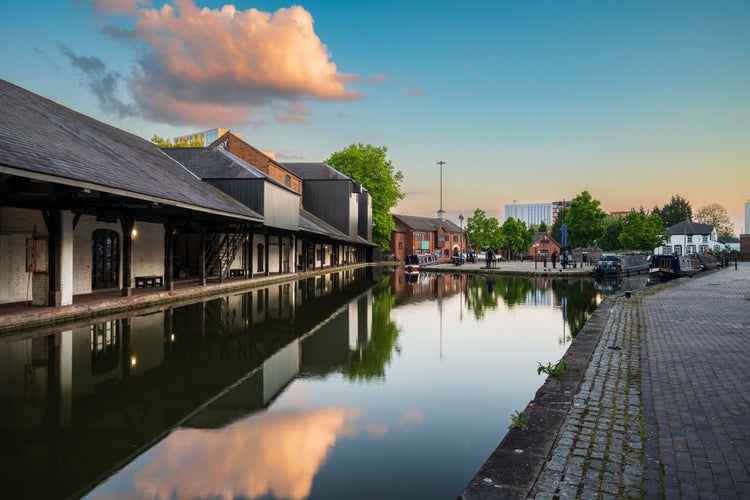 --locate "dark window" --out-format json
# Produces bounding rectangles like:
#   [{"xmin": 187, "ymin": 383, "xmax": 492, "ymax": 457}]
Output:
[{"xmin": 92, "ymin": 229, "xmax": 119, "ymax": 289}]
